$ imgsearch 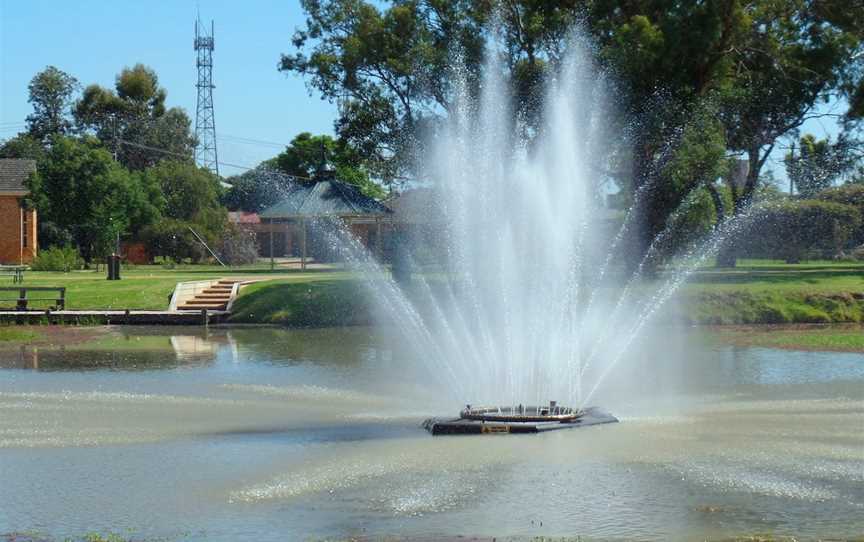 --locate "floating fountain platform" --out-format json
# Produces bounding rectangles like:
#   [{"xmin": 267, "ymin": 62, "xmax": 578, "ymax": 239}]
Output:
[{"xmin": 423, "ymin": 402, "xmax": 618, "ymax": 435}]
